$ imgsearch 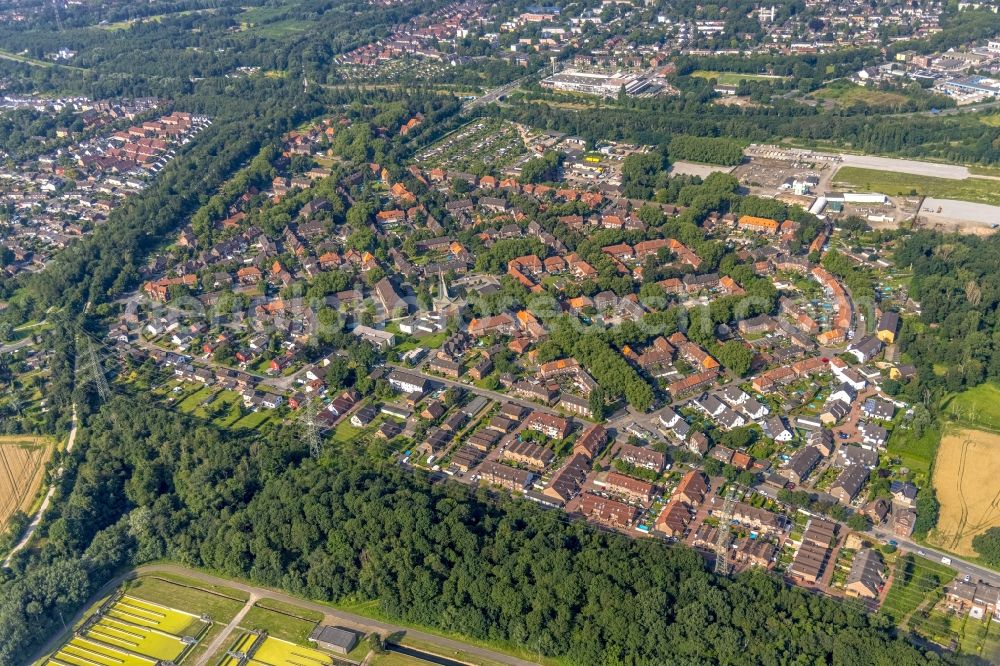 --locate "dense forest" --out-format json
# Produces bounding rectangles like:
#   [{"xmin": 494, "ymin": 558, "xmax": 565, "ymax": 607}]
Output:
[
  {"xmin": 894, "ymin": 232, "xmax": 1000, "ymax": 396},
  {"xmin": 0, "ymin": 400, "xmax": 954, "ymax": 666}
]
